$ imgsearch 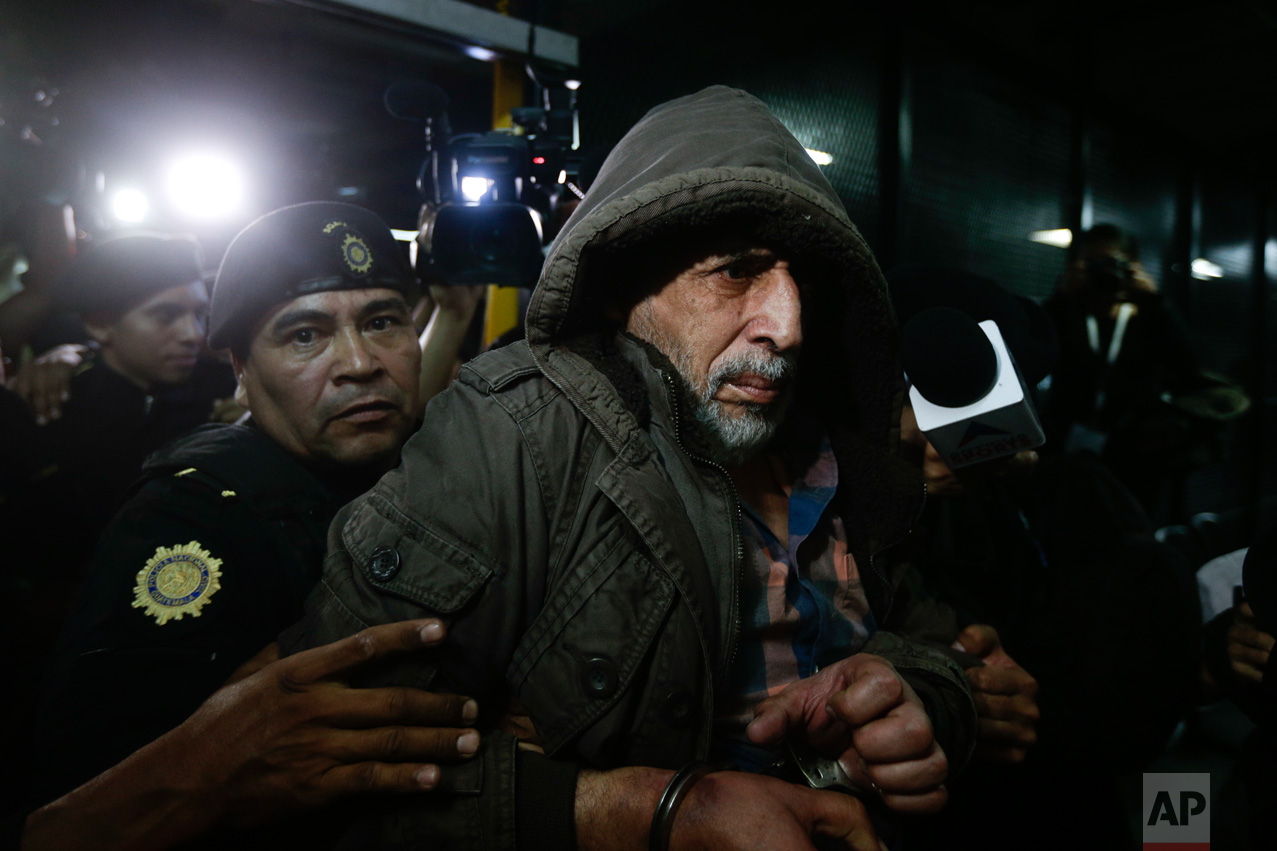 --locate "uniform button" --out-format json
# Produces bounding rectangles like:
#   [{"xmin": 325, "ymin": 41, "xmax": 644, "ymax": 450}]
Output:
[
  {"xmin": 368, "ymin": 546, "xmax": 401, "ymax": 582},
  {"xmin": 582, "ymin": 657, "xmax": 618, "ymax": 698},
  {"xmin": 660, "ymin": 688, "xmax": 695, "ymax": 728}
]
